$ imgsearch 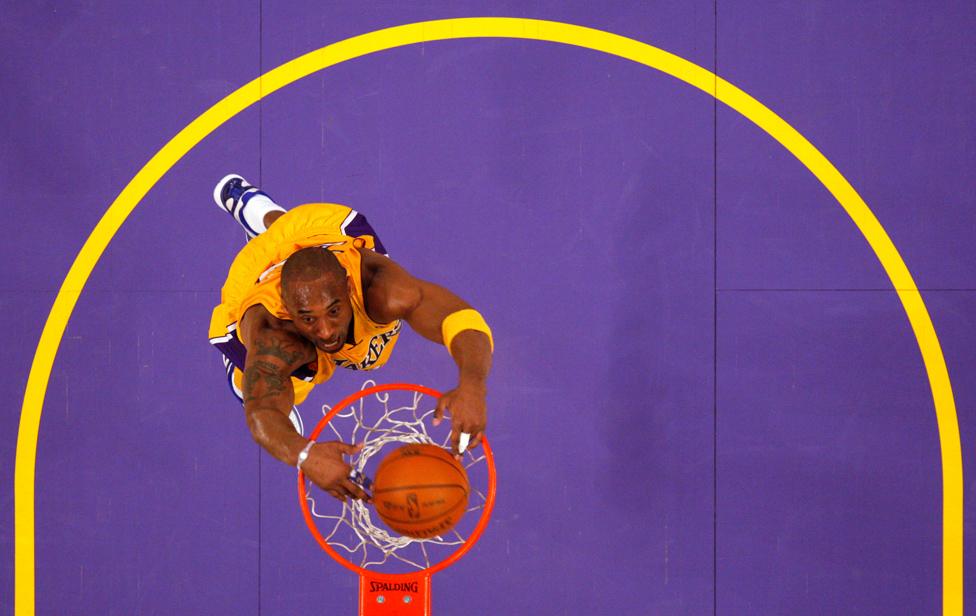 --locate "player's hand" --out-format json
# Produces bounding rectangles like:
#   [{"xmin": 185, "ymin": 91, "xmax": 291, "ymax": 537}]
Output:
[
  {"xmin": 433, "ymin": 382, "xmax": 487, "ymax": 456},
  {"xmin": 301, "ymin": 441, "xmax": 371, "ymax": 503}
]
